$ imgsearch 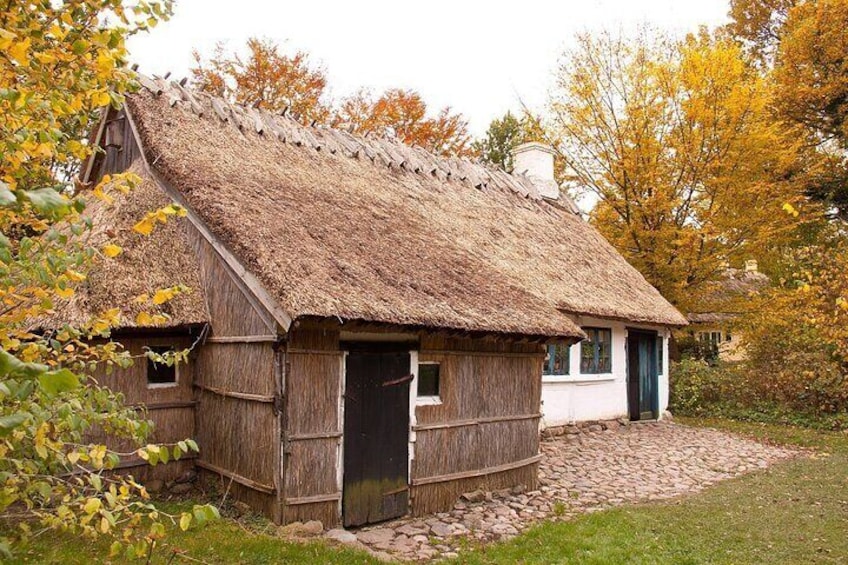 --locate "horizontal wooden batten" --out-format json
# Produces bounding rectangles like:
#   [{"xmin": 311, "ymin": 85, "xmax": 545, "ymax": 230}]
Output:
[
  {"xmin": 206, "ymin": 335, "xmax": 278, "ymax": 343},
  {"xmin": 108, "ymin": 452, "xmax": 198, "ymax": 471},
  {"xmin": 420, "ymin": 349, "xmax": 545, "ymax": 359},
  {"xmin": 284, "ymin": 492, "xmax": 342, "ymax": 506},
  {"xmin": 413, "ymin": 413, "xmax": 541, "ymax": 432},
  {"xmin": 286, "ymin": 348, "xmax": 344, "ymax": 356},
  {"xmin": 195, "ymin": 383, "xmax": 275, "ymax": 403},
  {"xmin": 411, "ymin": 454, "xmax": 543, "ymax": 487},
  {"xmin": 287, "ymin": 431, "xmax": 343, "ymax": 442},
  {"xmin": 196, "ymin": 460, "xmax": 275, "ymax": 494},
  {"xmin": 131, "ymin": 400, "xmax": 197, "ymax": 411}
]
